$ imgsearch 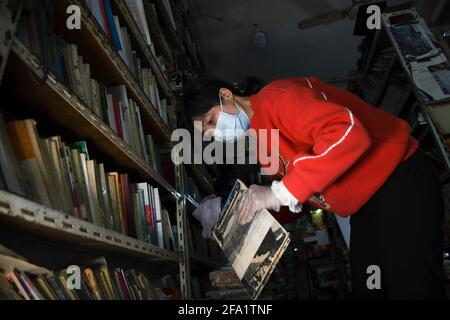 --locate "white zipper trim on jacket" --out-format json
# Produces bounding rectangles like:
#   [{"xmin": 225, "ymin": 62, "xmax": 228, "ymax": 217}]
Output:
[{"xmin": 293, "ymin": 107, "xmax": 355, "ymax": 166}]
